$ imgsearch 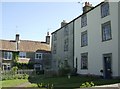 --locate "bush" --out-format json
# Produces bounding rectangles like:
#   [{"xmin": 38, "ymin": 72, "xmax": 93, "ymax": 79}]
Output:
[
  {"xmin": 80, "ymin": 82, "xmax": 95, "ymax": 88},
  {"xmin": 37, "ymin": 83, "xmax": 54, "ymax": 89}
]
